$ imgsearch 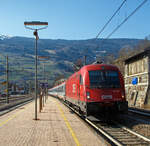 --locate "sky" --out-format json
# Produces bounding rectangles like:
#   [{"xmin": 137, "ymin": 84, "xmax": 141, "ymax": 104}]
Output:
[{"xmin": 0, "ymin": 0, "xmax": 149, "ymax": 40}]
